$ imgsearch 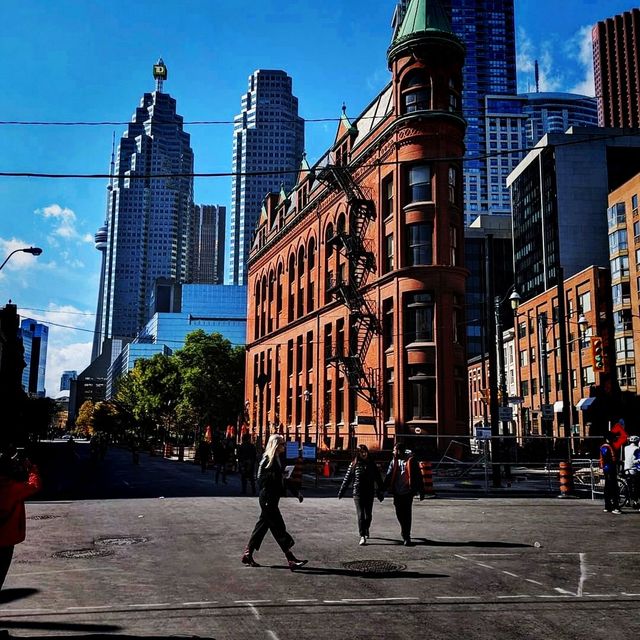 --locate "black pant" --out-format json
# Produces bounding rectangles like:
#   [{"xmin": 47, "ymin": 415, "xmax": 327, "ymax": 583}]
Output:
[
  {"xmin": 248, "ymin": 495, "xmax": 294, "ymax": 553},
  {"xmin": 0, "ymin": 546, "xmax": 14, "ymax": 589},
  {"xmin": 604, "ymin": 470, "xmax": 619, "ymax": 511},
  {"xmin": 215, "ymin": 463, "xmax": 227, "ymax": 484},
  {"xmin": 353, "ymin": 494, "xmax": 374, "ymax": 537},
  {"xmin": 393, "ymin": 493, "xmax": 414, "ymax": 541}
]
